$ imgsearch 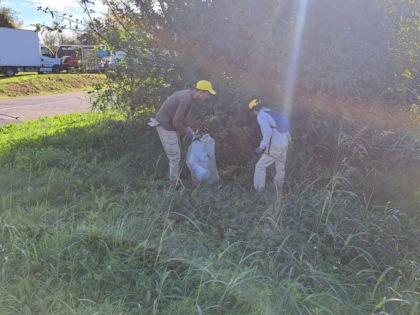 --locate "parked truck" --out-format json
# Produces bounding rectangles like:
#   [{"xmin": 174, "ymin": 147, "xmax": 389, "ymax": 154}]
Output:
[
  {"xmin": 56, "ymin": 45, "xmax": 92, "ymax": 72},
  {"xmin": 56, "ymin": 44, "xmax": 126, "ymax": 72},
  {"xmin": 0, "ymin": 27, "xmax": 61, "ymax": 77}
]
